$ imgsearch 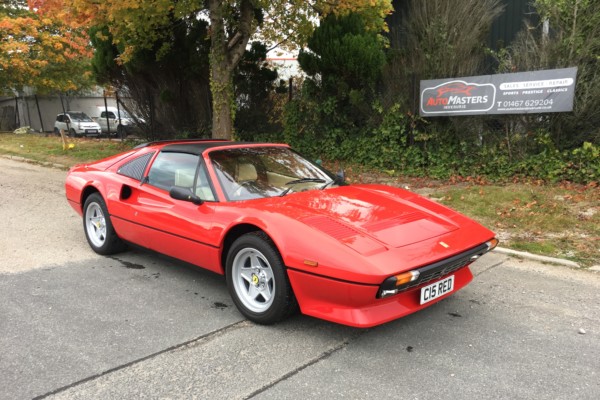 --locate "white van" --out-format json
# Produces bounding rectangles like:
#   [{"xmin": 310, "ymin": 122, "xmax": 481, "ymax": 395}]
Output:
[{"xmin": 93, "ymin": 107, "xmax": 141, "ymax": 136}]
